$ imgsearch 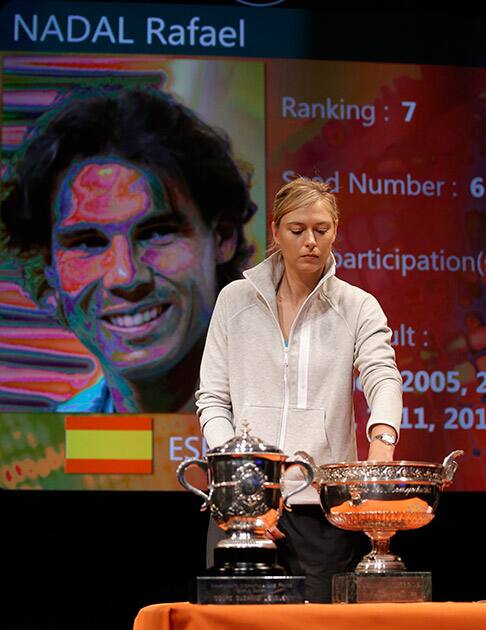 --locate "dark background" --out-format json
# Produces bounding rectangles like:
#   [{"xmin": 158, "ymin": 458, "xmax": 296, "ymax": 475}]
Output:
[{"xmin": 1, "ymin": 2, "xmax": 485, "ymax": 628}]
